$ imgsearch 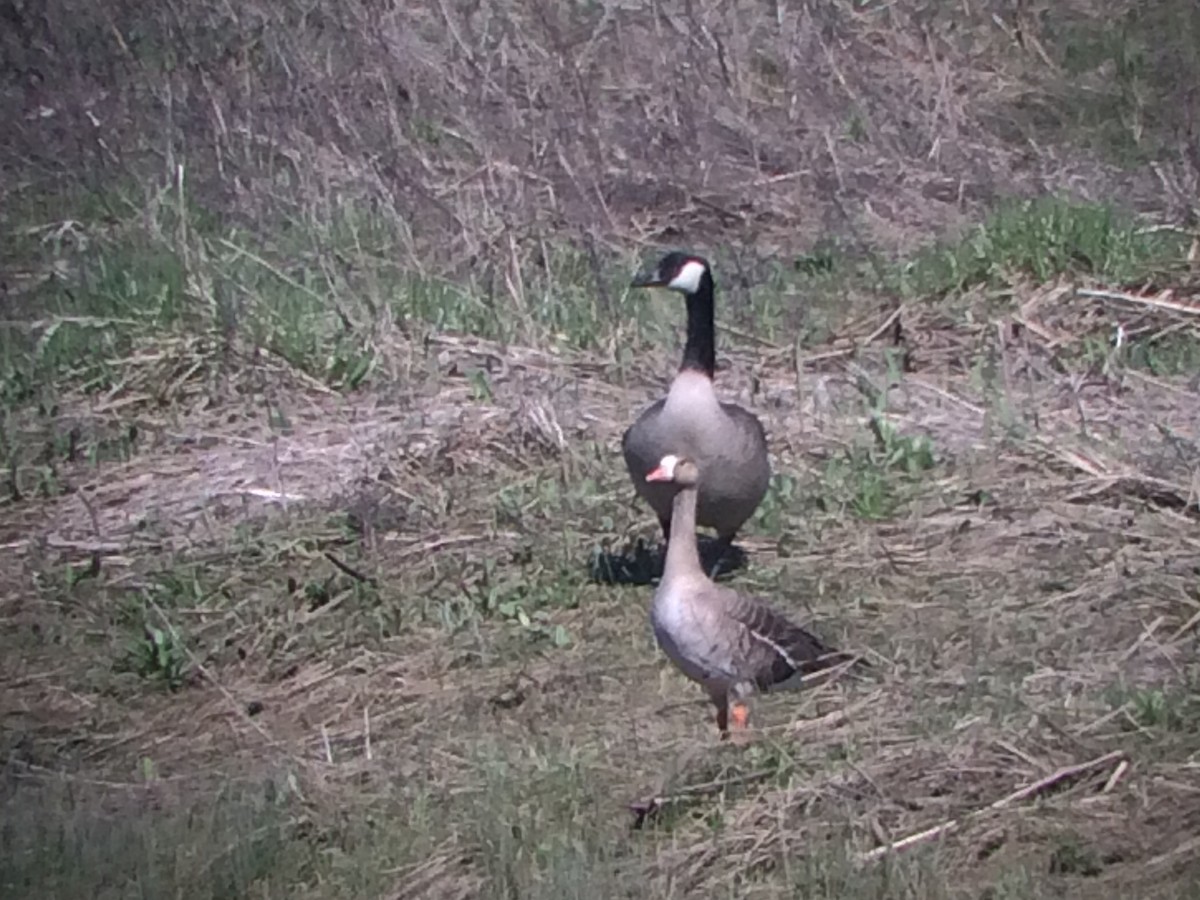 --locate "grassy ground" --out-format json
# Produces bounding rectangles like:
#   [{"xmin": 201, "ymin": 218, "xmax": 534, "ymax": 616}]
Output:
[{"xmin": 3, "ymin": 1, "xmax": 1200, "ymax": 898}]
